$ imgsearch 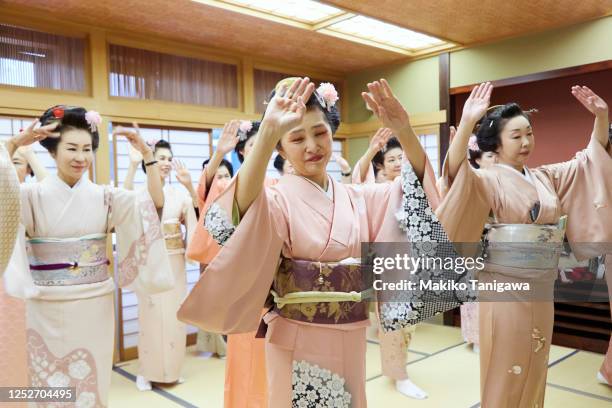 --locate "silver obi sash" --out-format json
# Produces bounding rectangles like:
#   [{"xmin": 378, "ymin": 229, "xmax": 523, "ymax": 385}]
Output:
[
  {"xmin": 163, "ymin": 220, "xmax": 184, "ymax": 252},
  {"xmin": 484, "ymin": 217, "xmax": 566, "ymax": 272},
  {"xmin": 28, "ymin": 234, "xmax": 110, "ymax": 286}
]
